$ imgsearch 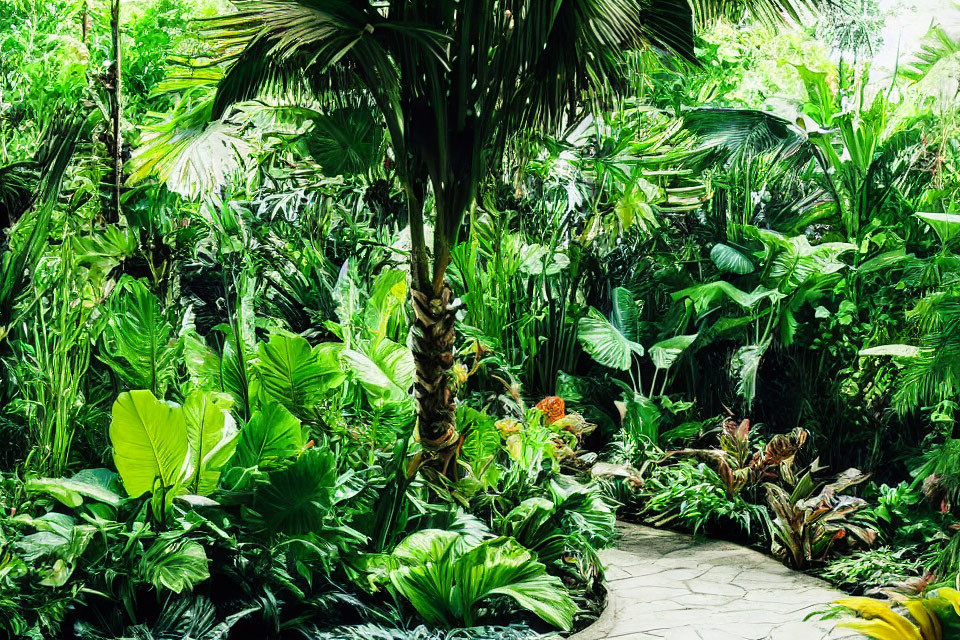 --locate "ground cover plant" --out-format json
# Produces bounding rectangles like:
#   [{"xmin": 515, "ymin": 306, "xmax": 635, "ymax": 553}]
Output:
[{"xmin": 2, "ymin": 0, "xmax": 960, "ymax": 638}]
